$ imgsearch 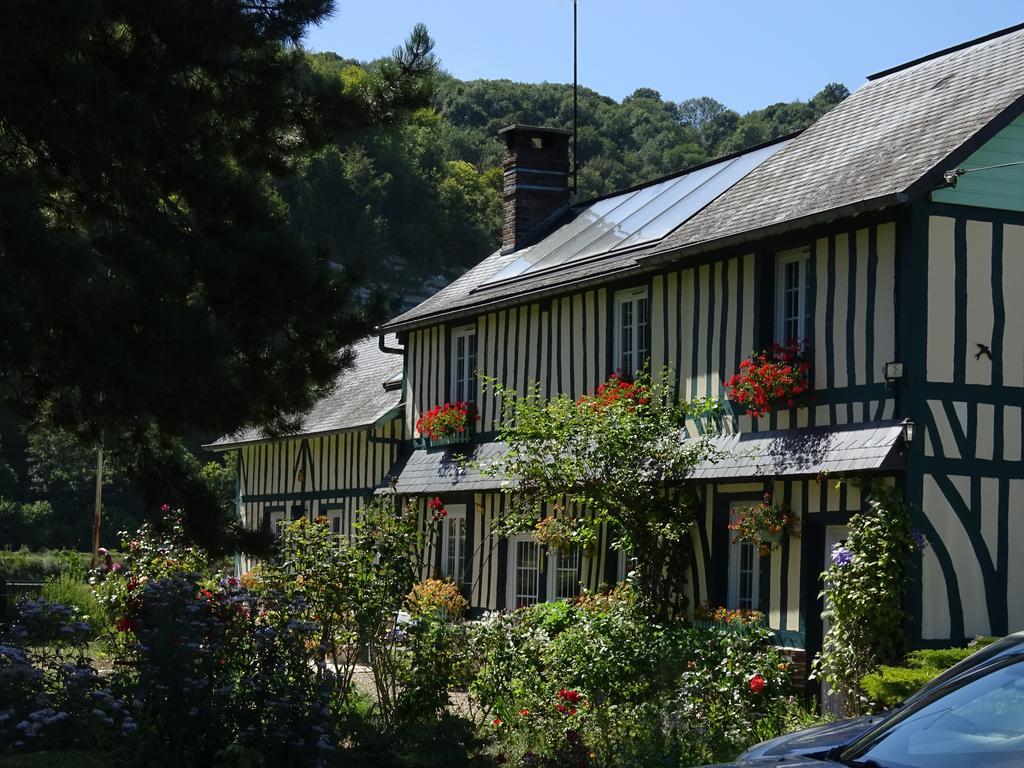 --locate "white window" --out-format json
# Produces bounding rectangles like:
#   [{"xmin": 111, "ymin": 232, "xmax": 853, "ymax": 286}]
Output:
[
  {"xmin": 451, "ymin": 326, "xmax": 478, "ymax": 403},
  {"xmin": 266, "ymin": 508, "xmax": 286, "ymax": 535},
  {"xmin": 551, "ymin": 548, "xmax": 581, "ymax": 600},
  {"xmin": 507, "ymin": 534, "xmax": 542, "ymax": 609},
  {"xmin": 727, "ymin": 502, "xmax": 761, "ymax": 611},
  {"xmin": 329, "ymin": 512, "xmax": 345, "ymax": 545},
  {"xmin": 441, "ymin": 504, "xmax": 468, "ymax": 586},
  {"xmin": 614, "ymin": 287, "xmax": 649, "ymax": 378},
  {"xmin": 505, "ymin": 536, "xmax": 583, "ymax": 607},
  {"xmin": 775, "ymin": 247, "xmax": 810, "ymax": 344}
]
